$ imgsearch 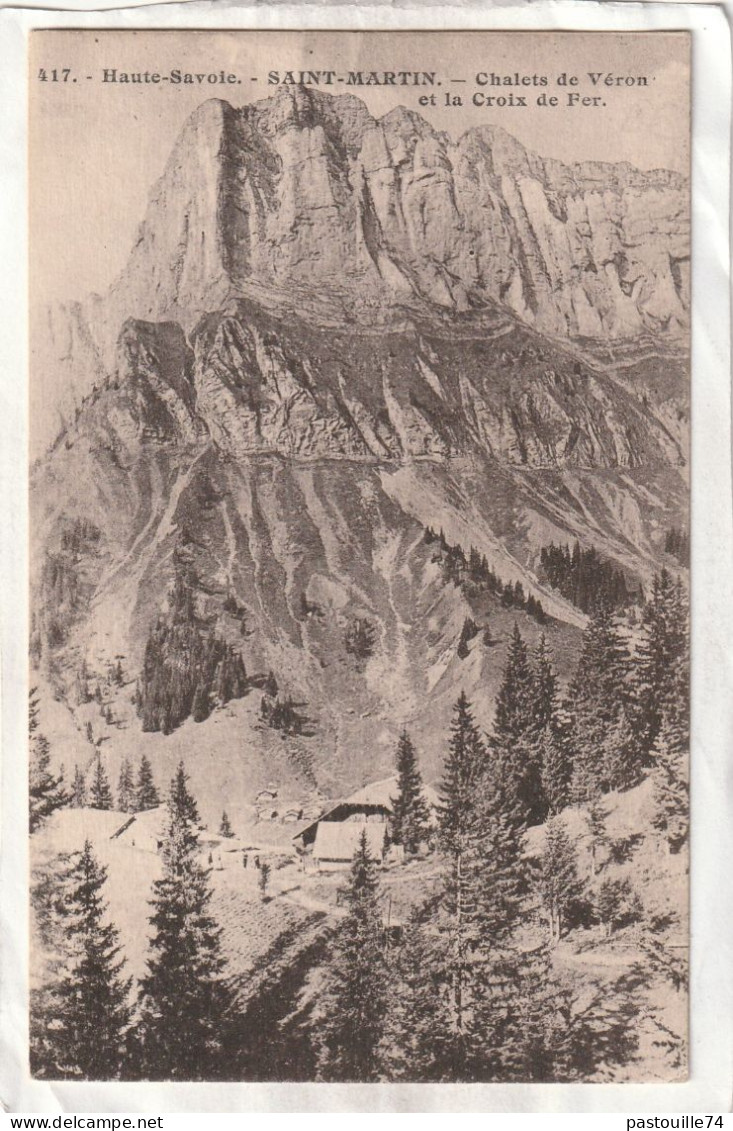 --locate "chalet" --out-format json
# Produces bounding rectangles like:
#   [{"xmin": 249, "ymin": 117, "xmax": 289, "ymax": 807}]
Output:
[{"xmin": 293, "ymin": 775, "xmax": 439, "ymax": 869}]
